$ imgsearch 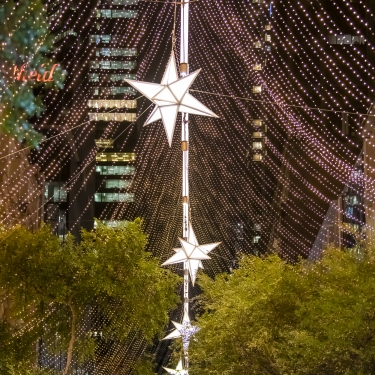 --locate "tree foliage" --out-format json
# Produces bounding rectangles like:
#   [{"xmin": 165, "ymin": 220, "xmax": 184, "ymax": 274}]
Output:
[
  {"xmin": 189, "ymin": 245, "xmax": 375, "ymax": 375},
  {"xmin": 0, "ymin": 219, "xmax": 179, "ymax": 375},
  {"xmin": 0, "ymin": 0, "xmax": 65, "ymax": 146}
]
